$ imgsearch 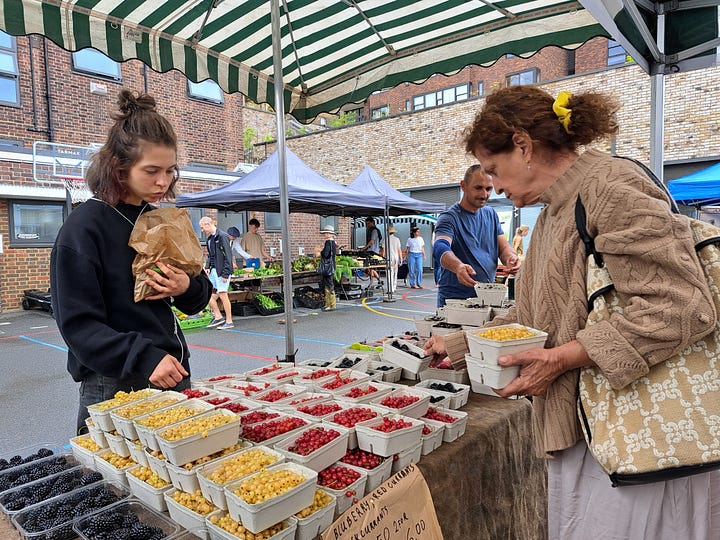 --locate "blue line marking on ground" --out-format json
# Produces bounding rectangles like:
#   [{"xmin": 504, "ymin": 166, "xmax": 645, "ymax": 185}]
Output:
[{"xmin": 18, "ymin": 335, "xmax": 68, "ymax": 352}]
